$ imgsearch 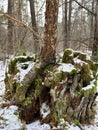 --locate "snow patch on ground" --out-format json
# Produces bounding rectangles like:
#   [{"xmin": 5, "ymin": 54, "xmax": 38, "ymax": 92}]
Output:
[
  {"xmin": 26, "ymin": 120, "xmax": 51, "ymax": 130},
  {"xmin": 0, "ymin": 105, "xmax": 23, "ymax": 130}
]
